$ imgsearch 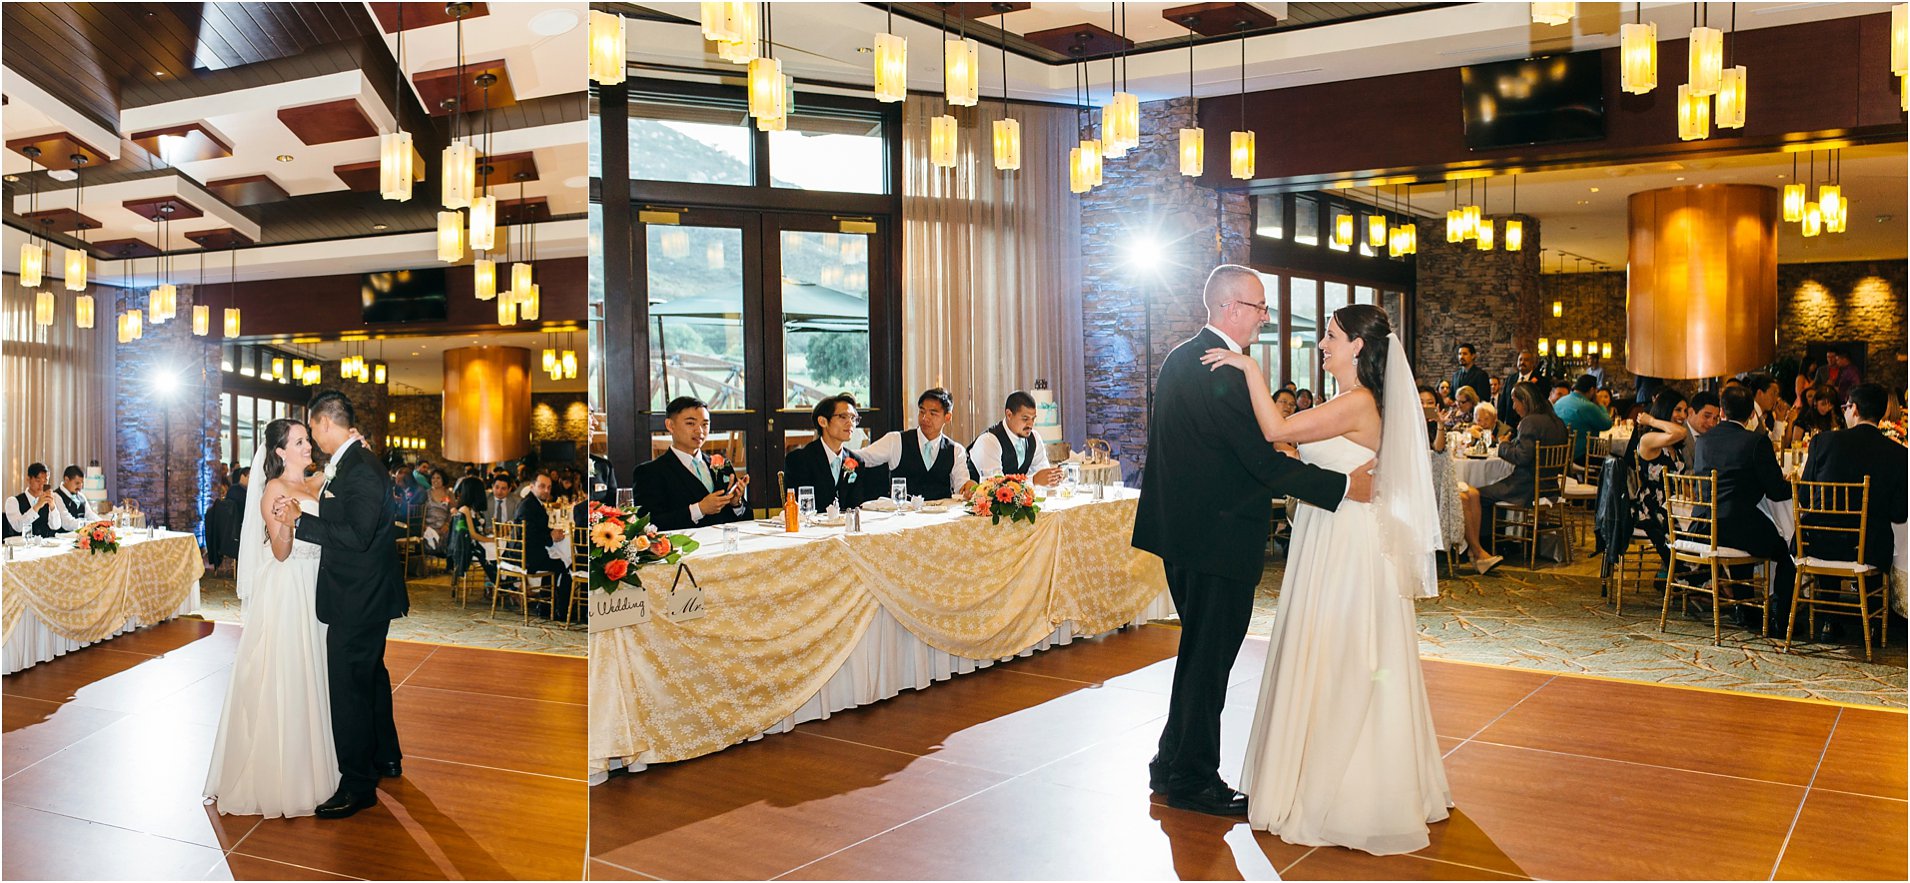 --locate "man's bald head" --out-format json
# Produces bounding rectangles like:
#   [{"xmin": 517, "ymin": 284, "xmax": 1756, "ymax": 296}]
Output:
[{"xmin": 1202, "ymin": 264, "xmax": 1268, "ymax": 345}]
